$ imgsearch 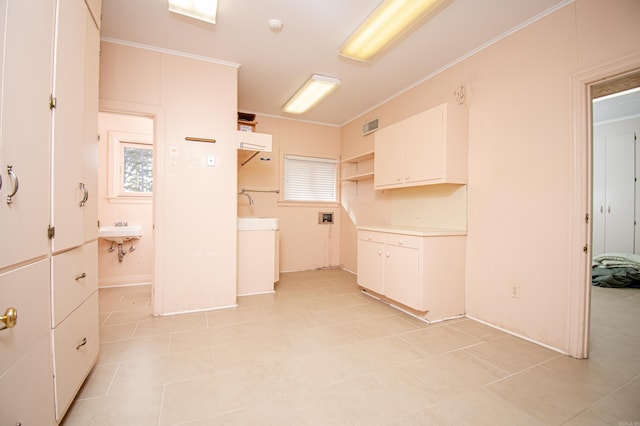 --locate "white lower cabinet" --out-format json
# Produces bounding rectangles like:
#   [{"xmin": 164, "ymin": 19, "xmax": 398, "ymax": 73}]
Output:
[
  {"xmin": 0, "ymin": 336, "xmax": 56, "ymax": 425},
  {"xmin": 0, "ymin": 260, "xmax": 55, "ymax": 425},
  {"xmin": 357, "ymin": 229, "xmax": 466, "ymax": 322},
  {"xmin": 51, "ymin": 241, "xmax": 98, "ymax": 327},
  {"xmin": 52, "ymin": 290, "xmax": 99, "ymax": 420}
]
